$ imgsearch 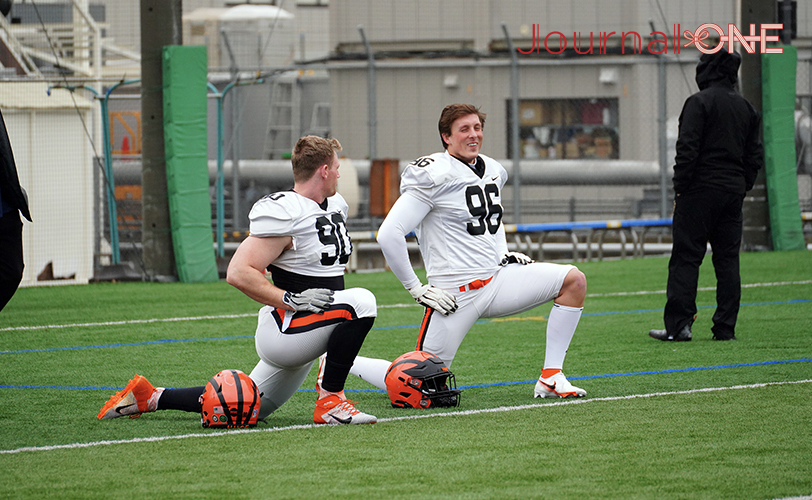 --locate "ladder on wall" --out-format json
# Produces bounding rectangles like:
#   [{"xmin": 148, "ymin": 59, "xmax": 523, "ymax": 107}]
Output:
[
  {"xmin": 262, "ymin": 76, "xmax": 300, "ymax": 159},
  {"xmin": 305, "ymin": 102, "xmax": 330, "ymax": 137}
]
